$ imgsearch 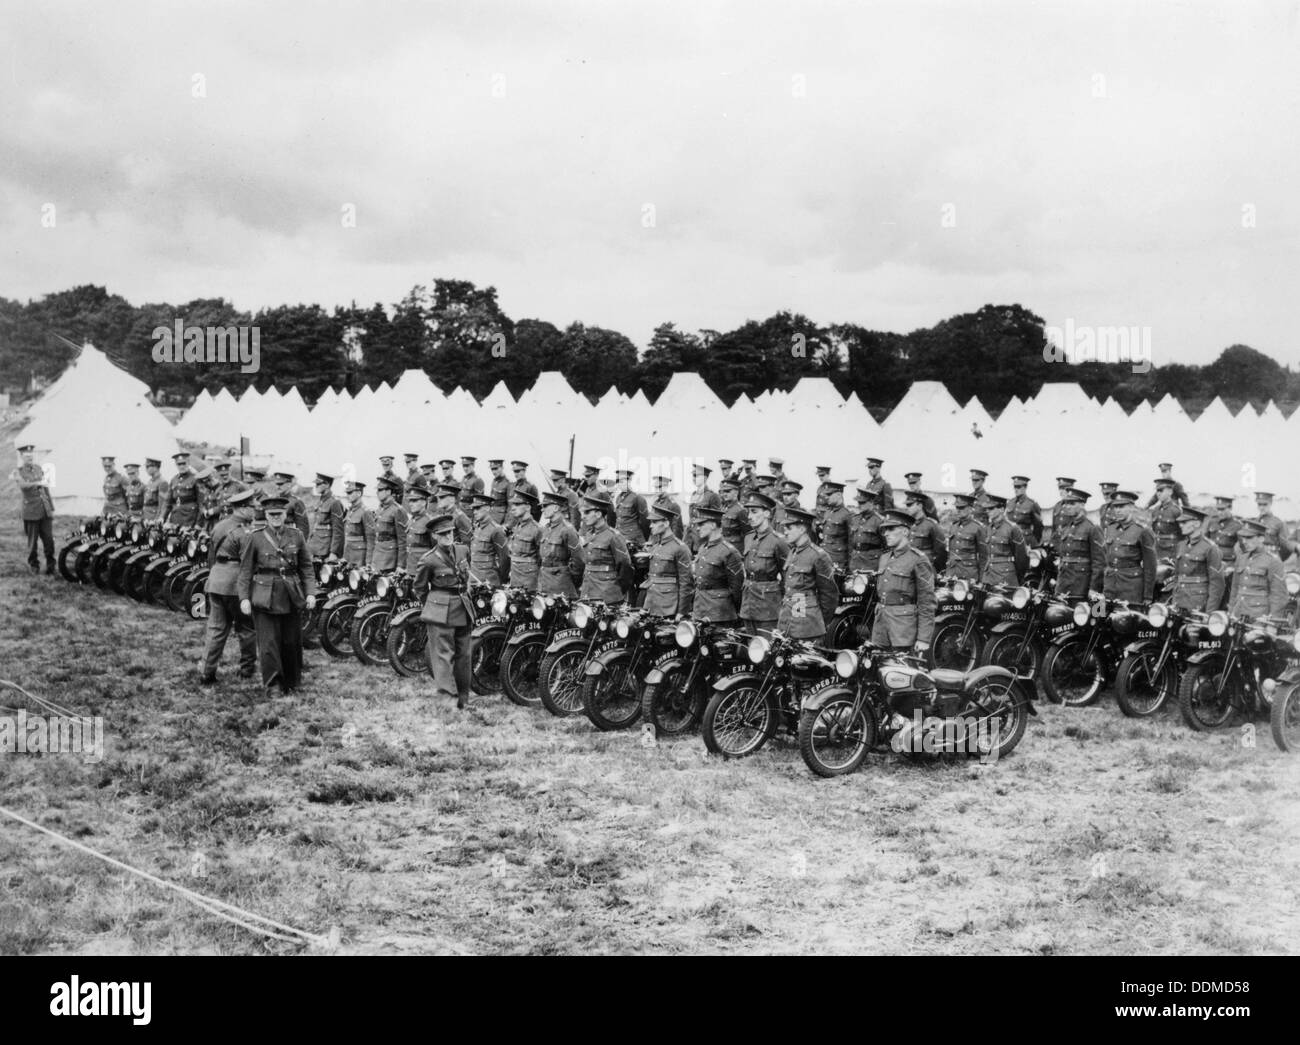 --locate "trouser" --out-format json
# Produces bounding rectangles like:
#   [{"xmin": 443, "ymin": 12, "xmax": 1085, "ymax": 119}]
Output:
[
  {"xmin": 202, "ymin": 593, "xmax": 257, "ymax": 678},
  {"xmin": 425, "ymin": 621, "xmax": 471, "ymax": 700},
  {"xmin": 742, "ymin": 619, "xmax": 777, "ymax": 637},
  {"xmin": 253, "ymin": 610, "xmax": 304, "ymax": 693},
  {"xmin": 24, "ymin": 518, "xmax": 55, "ymax": 567}
]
